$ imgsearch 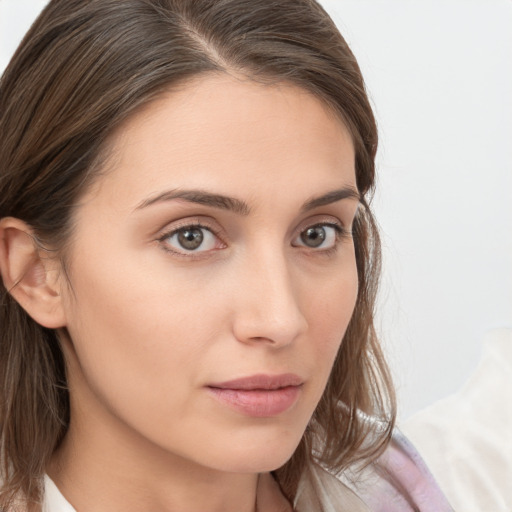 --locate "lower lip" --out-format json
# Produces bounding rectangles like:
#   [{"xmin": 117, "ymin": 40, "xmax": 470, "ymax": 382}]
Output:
[{"xmin": 207, "ymin": 385, "xmax": 302, "ymax": 417}]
